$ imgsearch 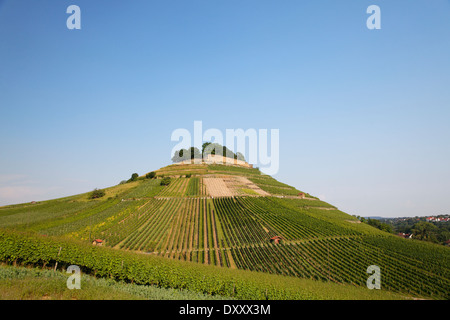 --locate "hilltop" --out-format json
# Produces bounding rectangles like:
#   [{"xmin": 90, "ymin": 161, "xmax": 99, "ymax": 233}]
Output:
[{"xmin": 0, "ymin": 162, "xmax": 449, "ymax": 300}]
